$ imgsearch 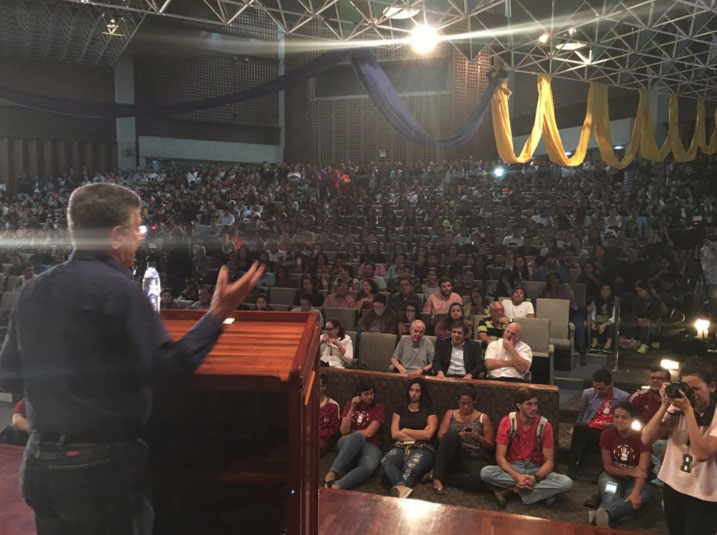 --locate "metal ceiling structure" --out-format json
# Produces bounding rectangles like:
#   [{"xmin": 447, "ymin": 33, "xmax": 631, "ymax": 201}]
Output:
[{"xmin": 2, "ymin": 0, "xmax": 717, "ymax": 100}]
